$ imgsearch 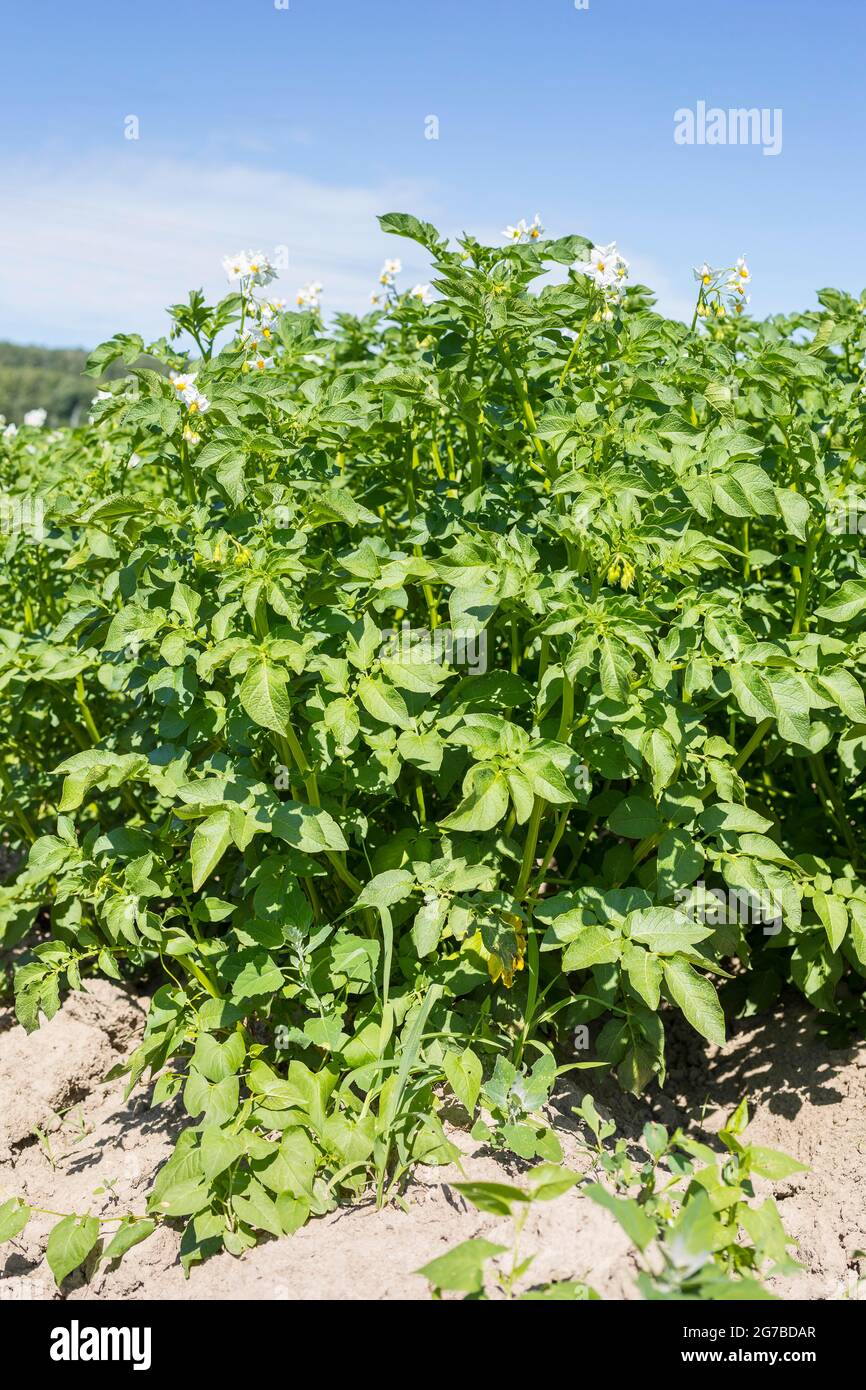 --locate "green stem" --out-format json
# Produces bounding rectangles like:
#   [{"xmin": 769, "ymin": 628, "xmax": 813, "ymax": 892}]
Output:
[
  {"xmin": 177, "ymin": 953, "xmax": 222, "ymax": 999},
  {"xmin": 792, "ymin": 526, "xmax": 822, "ymax": 635},
  {"xmin": 558, "ymin": 308, "xmax": 592, "ymax": 389},
  {"xmin": 0, "ymin": 763, "xmax": 37, "ymax": 843},
  {"xmin": 74, "ymin": 674, "xmax": 101, "ymax": 743}
]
